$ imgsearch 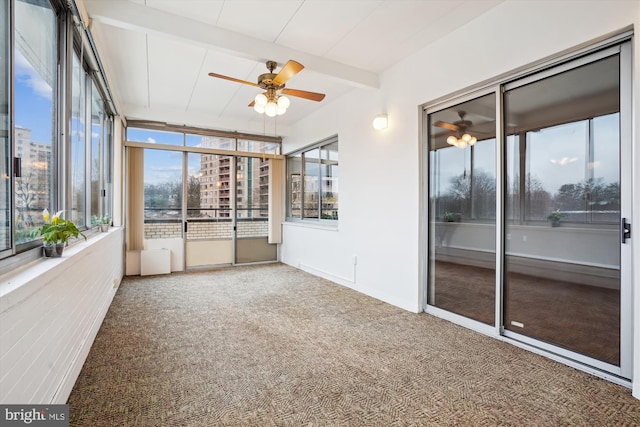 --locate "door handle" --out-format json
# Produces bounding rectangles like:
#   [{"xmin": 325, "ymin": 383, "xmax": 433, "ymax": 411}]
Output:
[{"xmin": 621, "ymin": 218, "xmax": 631, "ymax": 244}]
